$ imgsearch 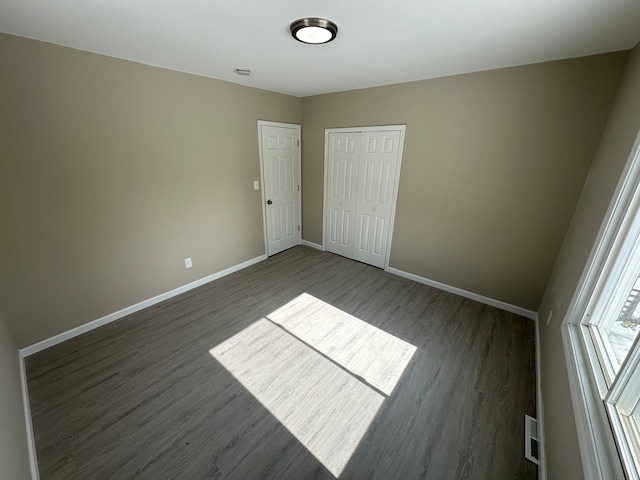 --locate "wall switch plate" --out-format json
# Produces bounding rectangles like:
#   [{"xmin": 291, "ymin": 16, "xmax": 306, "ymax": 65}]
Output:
[
  {"xmin": 185, "ymin": 258, "xmax": 192, "ymax": 269},
  {"xmin": 253, "ymin": 181, "xmax": 259, "ymax": 190}
]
